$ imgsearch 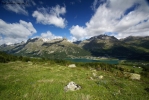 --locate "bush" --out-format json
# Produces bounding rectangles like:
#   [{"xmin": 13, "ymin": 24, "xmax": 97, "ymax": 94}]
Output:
[
  {"xmin": 145, "ymin": 88, "xmax": 149, "ymax": 93},
  {"xmin": 141, "ymin": 71, "xmax": 149, "ymax": 78},
  {"xmin": 22, "ymin": 57, "xmax": 30, "ymax": 62},
  {"xmin": 130, "ymin": 69, "xmax": 135, "ymax": 73},
  {"xmin": 75, "ymin": 62, "xmax": 114, "ymax": 72},
  {"xmin": 0, "ymin": 55, "xmax": 7, "ymax": 63}
]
